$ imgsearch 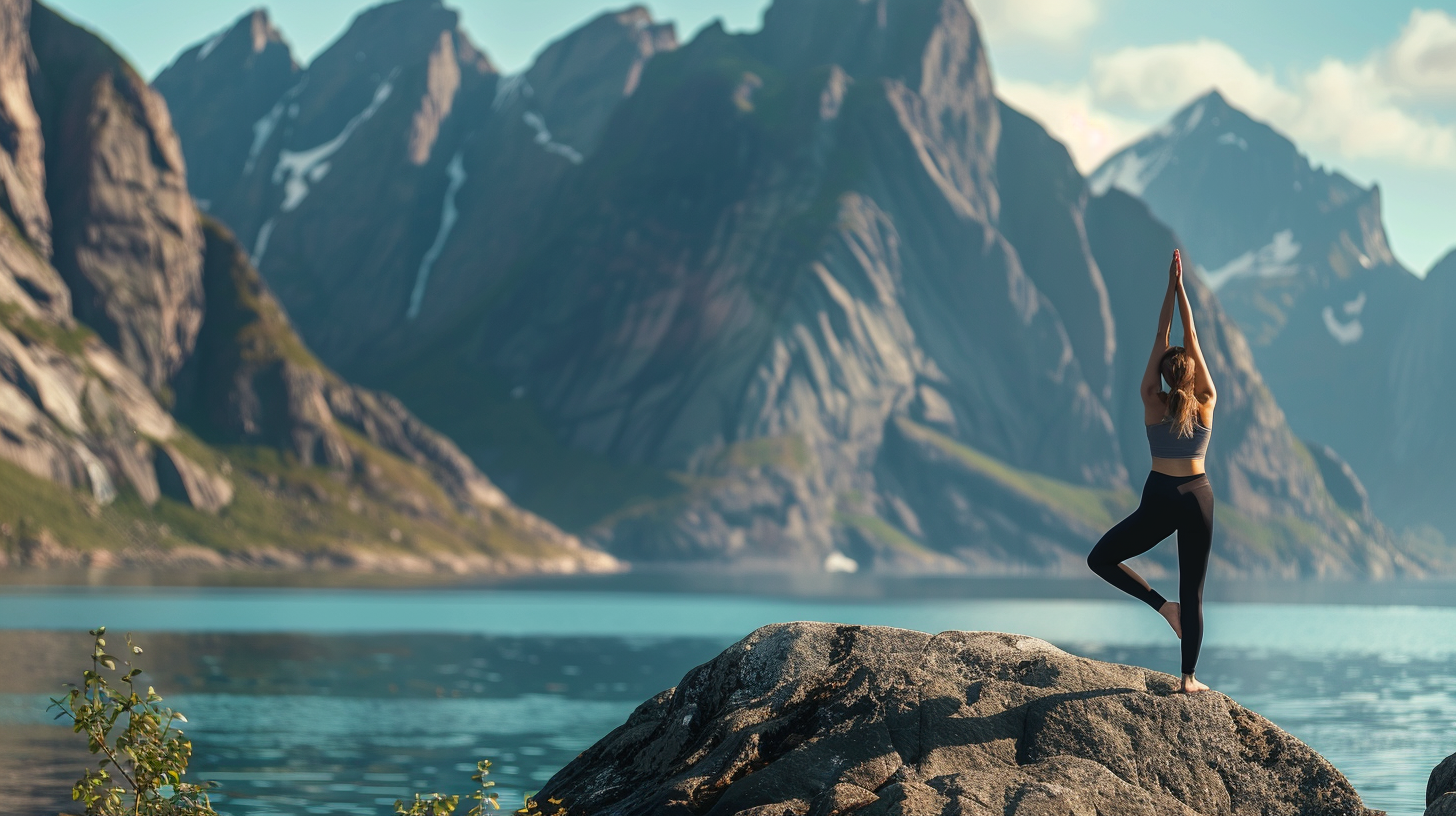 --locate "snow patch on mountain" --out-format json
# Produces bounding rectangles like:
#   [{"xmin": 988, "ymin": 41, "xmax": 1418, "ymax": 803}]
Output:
[
  {"xmin": 246, "ymin": 102, "xmax": 286, "ymax": 175},
  {"xmin": 493, "ymin": 73, "xmax": 533, "ymax": 111},
  {"xmin": 198, "ymin": 30, "xmax": 226, "ymax": 61},
  {"xmin": 824, "ymin": 551, "xmax": 858, "ymax": 573},
  {"xmin": 1091, "ymin": 99, "xmax": 1216, "ymax": 197},
  {"xmin": 1343, "ymin": 291, "xmax": 1367, "ymax": 316},
  {"xmin": 251, "ymin": 218, "xmax": 276, "ymax": 268},
  {"xmin": 1322, "ymin": 306, "xmax": 1363, "ymax": 345},
  {"xmin": 1217, "ymin": 132, "xmax": 1248, "ymax": 150},
  {"xmin": 407, "ymin": 151, "xmax": 468, "ymax": 320},
  {"xmin": 1088, "ymin": 146, "xmax": 1170, "ymax": 198},
  {"xmin": 523, "ymin": 112, "xmax": 583, "ymax": 164},
  {"xmin": 1198, "ymin": 230, "xmax": 1301, "ymax": 291},
  {"xmin": 272, "ymin": 70, "xmax": 398, "ymax": 212}
]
